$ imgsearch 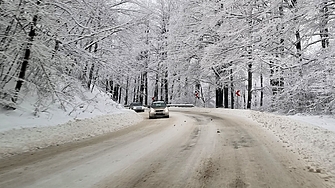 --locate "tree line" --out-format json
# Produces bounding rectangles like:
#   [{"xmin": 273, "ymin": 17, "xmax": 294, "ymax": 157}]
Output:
[{"xmin": 0, "ymin": 0, "xmax": 334, "ymax": 115}]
